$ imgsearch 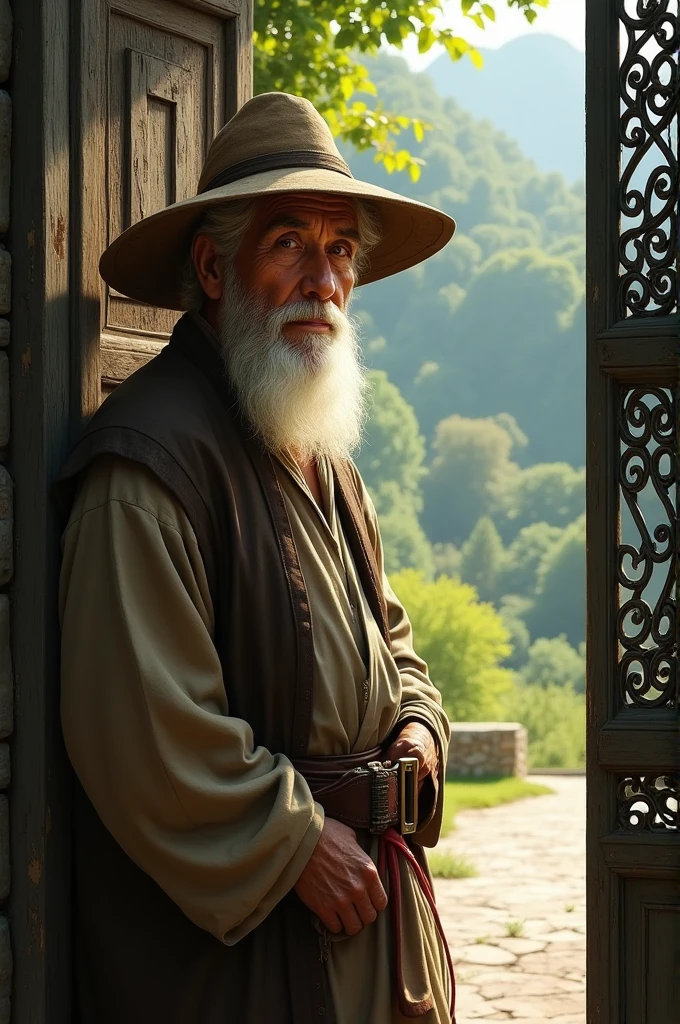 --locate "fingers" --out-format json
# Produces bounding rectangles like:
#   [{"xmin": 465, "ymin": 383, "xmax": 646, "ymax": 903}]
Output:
[
  {"xmin": 337, "ymin": 901, "xmax": 365, "ymax": 936},
  {"xmin": 366, "ymin": 872, "xmax": 388, "ymax": 913},
  {"xmin": 318, "ymin": 909, "xmax": 344, "ymax": 934}
]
